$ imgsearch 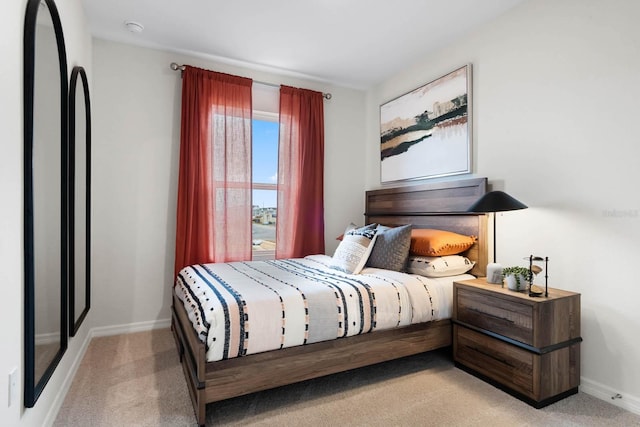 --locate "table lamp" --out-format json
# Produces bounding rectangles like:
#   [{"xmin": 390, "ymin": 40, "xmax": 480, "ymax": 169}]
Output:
[{"xmin": 467, "ymin": 190, "xmax": 527, "ymax": 284}]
